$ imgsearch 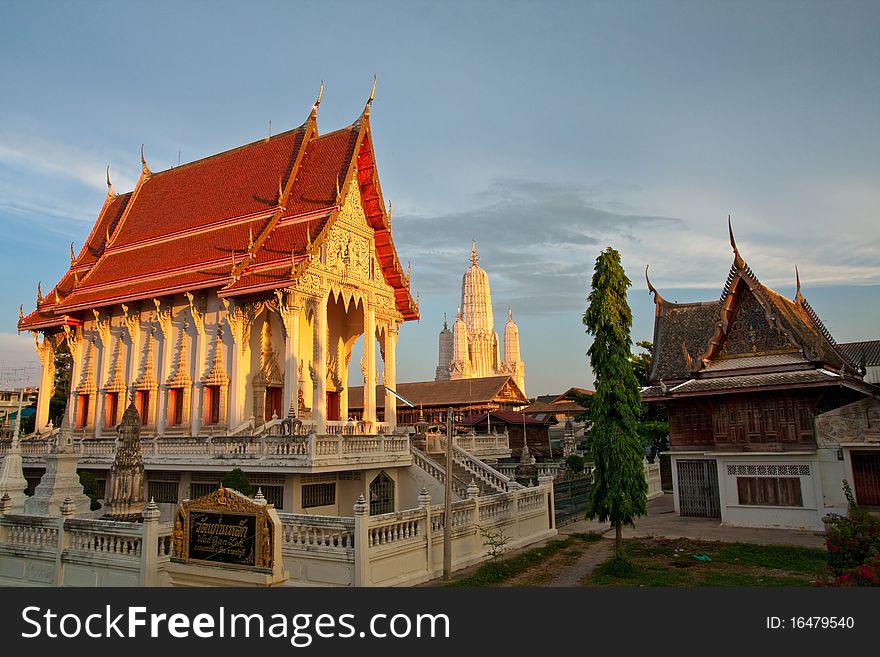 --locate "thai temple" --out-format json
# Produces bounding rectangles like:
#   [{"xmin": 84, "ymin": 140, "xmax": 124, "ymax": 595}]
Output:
[
  {"xmin": 435, "ymin": 242, "xmax": 526, "ymax": 397},
  {"xmin": 1, "ymin": 86, "xmax": 557, "ymax": 587}
]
